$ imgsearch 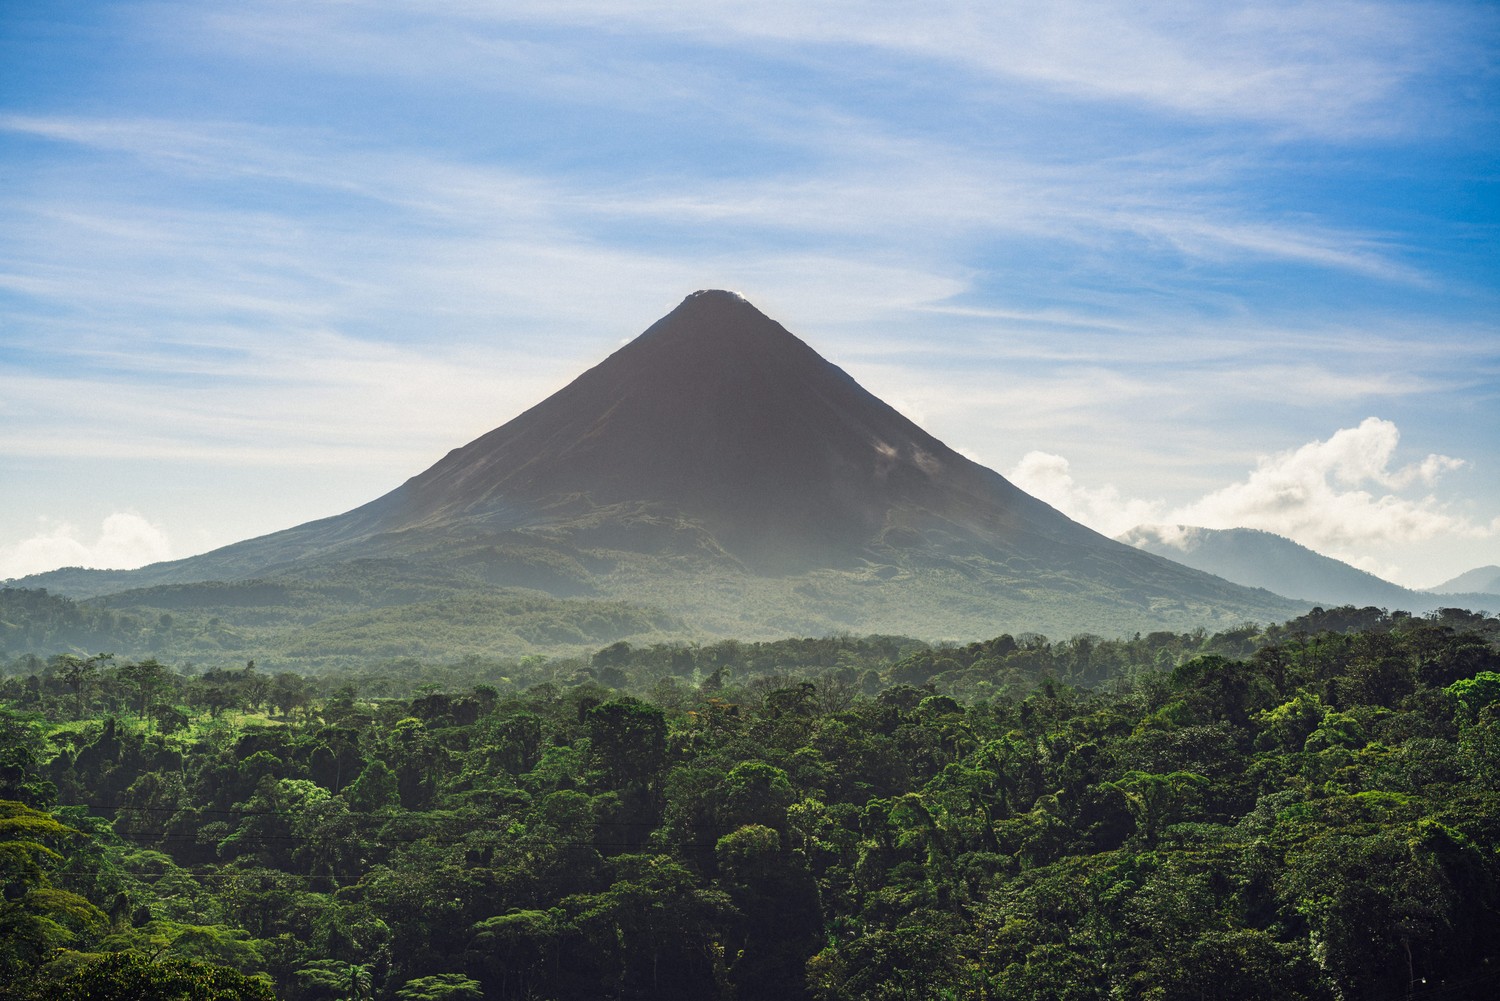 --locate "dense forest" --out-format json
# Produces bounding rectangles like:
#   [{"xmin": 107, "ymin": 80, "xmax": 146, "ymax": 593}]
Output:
[{"xmin": 2, "ymin": 606, "xmax": 1499, "ymax": 999}]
